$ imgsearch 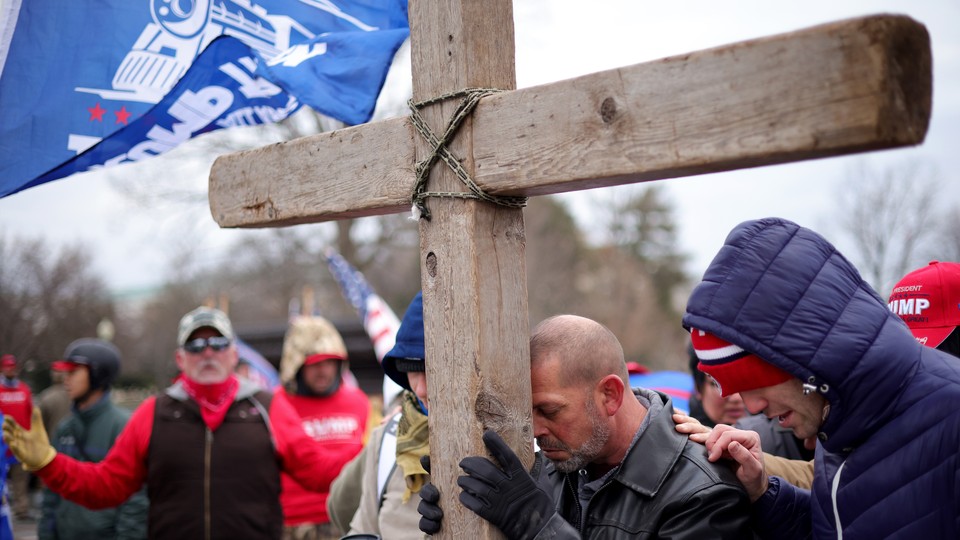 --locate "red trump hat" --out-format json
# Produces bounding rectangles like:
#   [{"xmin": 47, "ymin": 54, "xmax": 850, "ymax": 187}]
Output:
[{"xmin": 888, "ymin": 261, "xmax": 960, "ymax": 348}]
